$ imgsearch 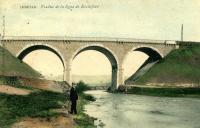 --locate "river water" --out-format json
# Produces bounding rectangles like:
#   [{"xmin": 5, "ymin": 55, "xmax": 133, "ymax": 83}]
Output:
[{"xmin": 84, "ymin": 90, "xmax": 200, "ymax": 128}]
